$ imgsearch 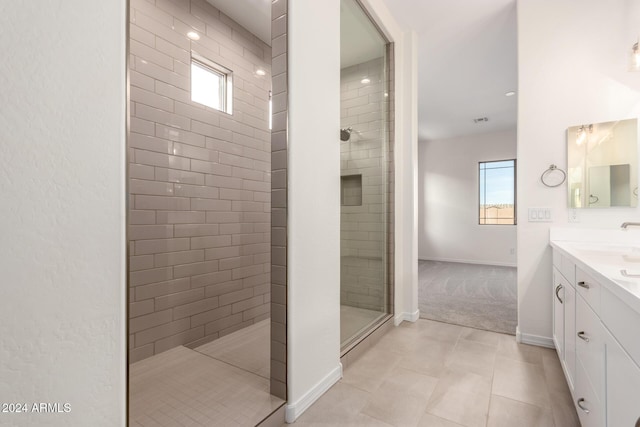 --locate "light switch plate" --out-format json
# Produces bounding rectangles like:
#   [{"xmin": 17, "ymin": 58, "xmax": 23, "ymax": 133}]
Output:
[{"xmin": 528, "ymin": 207, "xmax": 552, "ymax": 222}]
